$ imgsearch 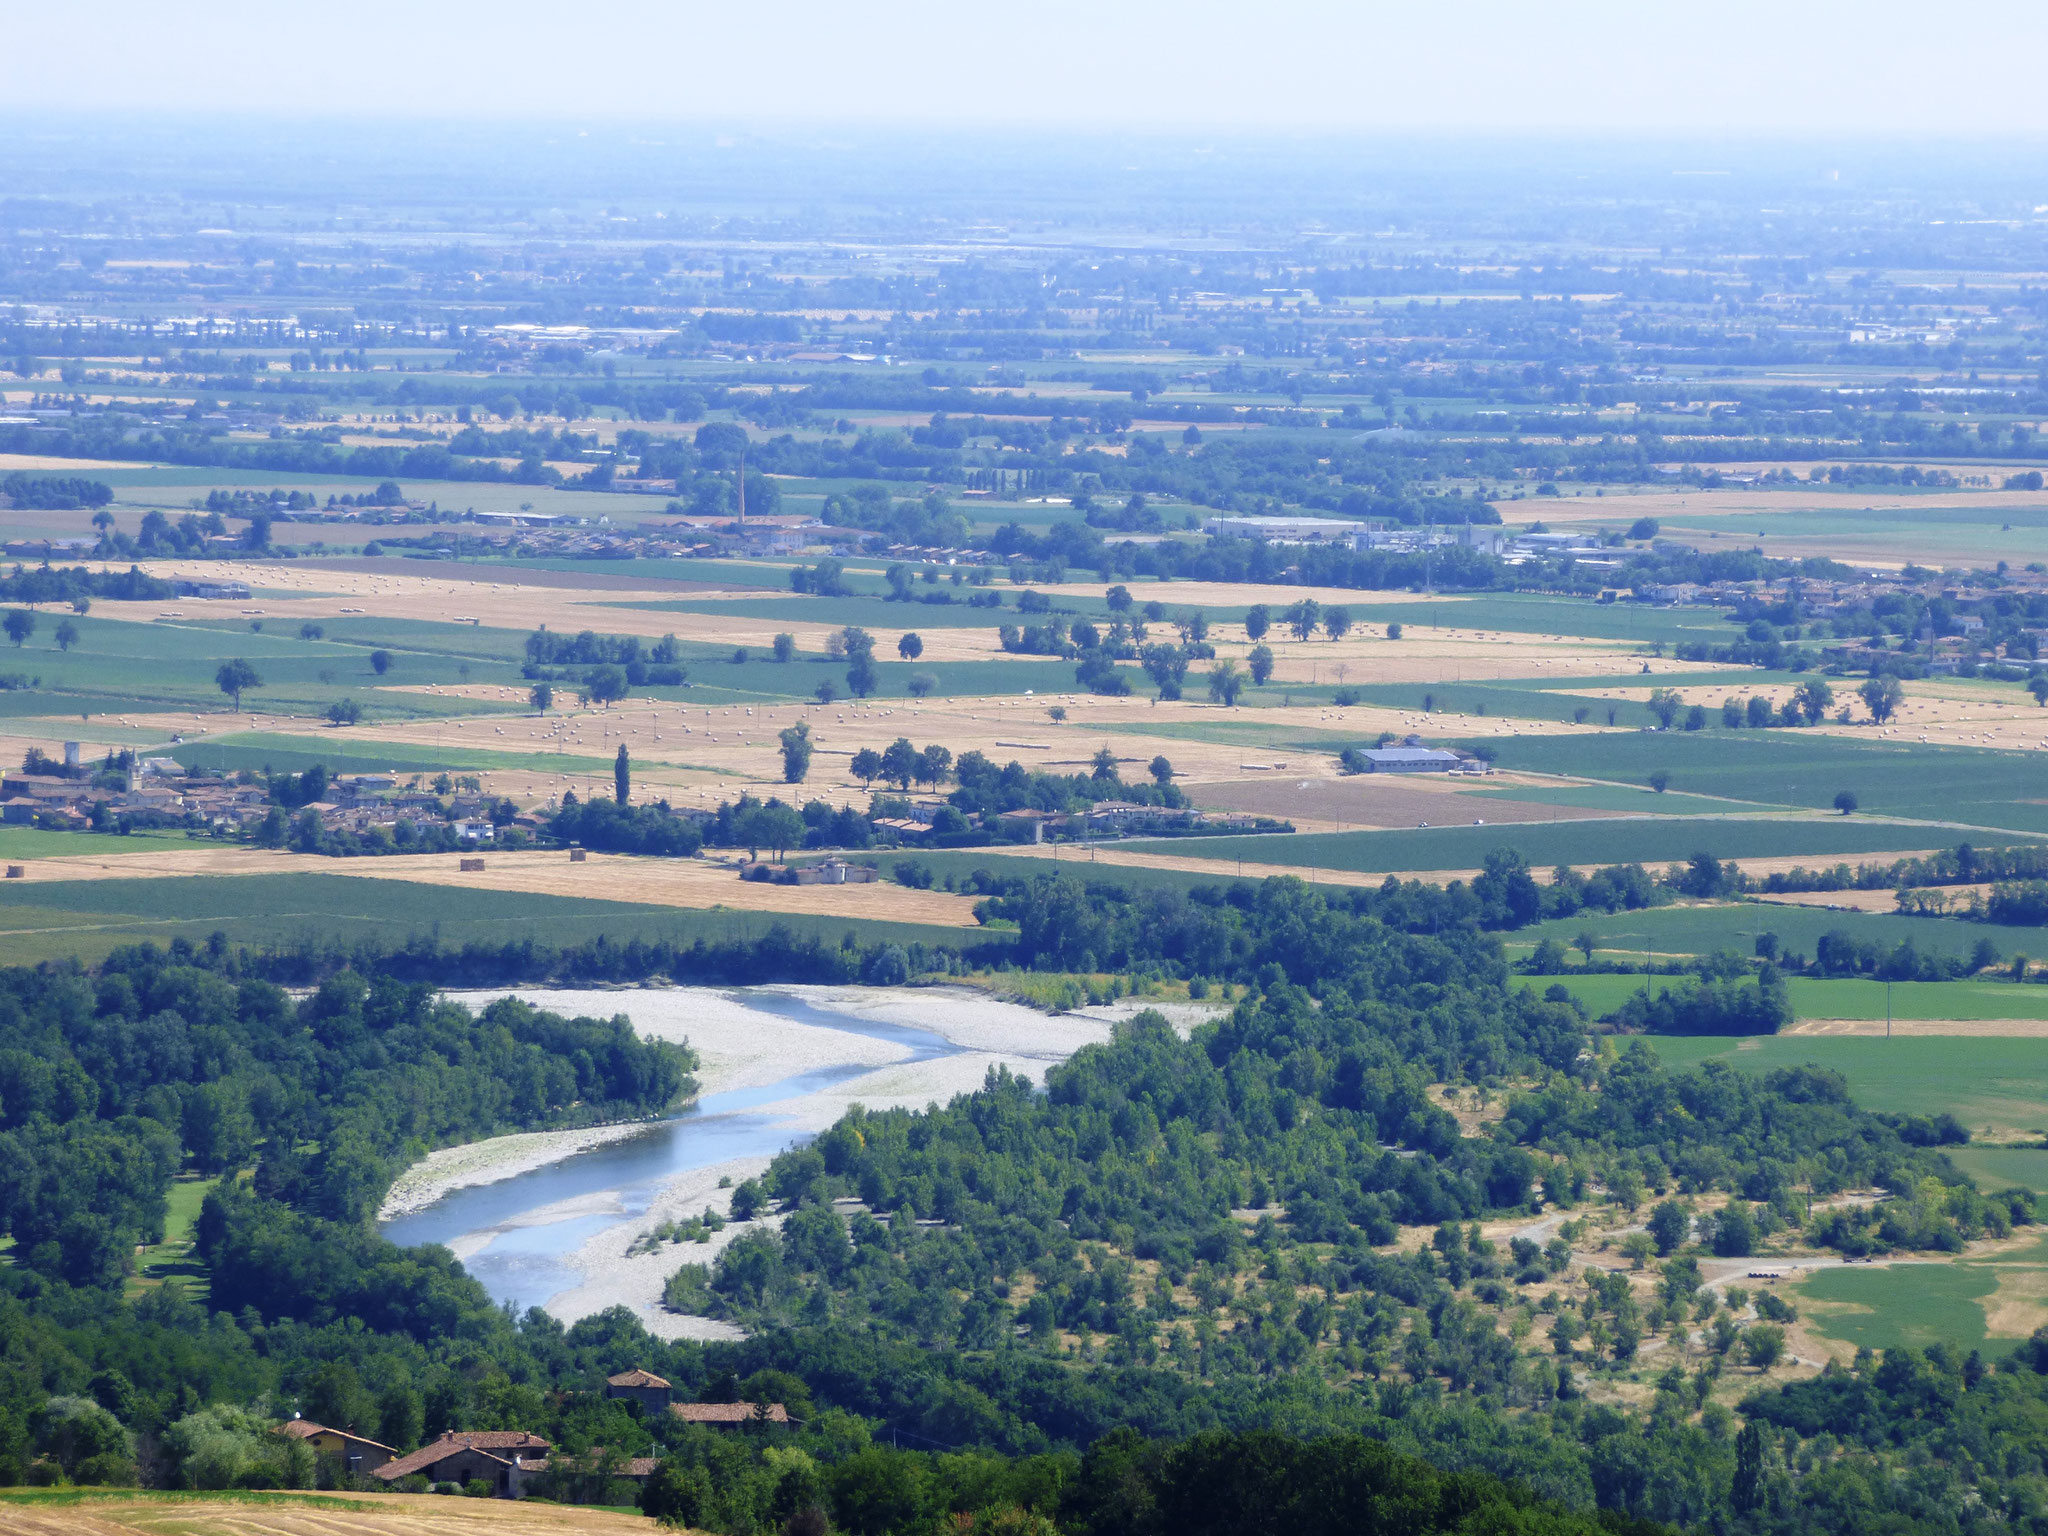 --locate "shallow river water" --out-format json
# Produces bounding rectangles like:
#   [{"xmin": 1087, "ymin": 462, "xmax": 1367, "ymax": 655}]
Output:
[{"xmin": 378, "ymin": 989, "xmax": 967, "ymax": 1315}]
